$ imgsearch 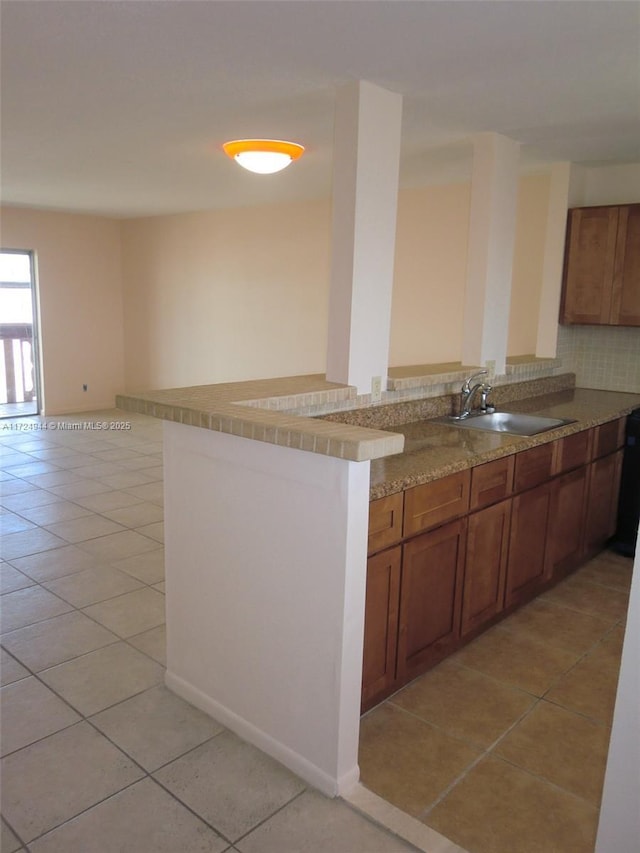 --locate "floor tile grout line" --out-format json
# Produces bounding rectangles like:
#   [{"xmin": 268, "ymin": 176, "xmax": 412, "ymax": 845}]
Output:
[
  {"xmin": 18, "ymin": 776, "xmax": 150, "ymax": 849},
  {"xmin": 383, "ymin": 698, "xmax": 496, "ymax": 754},
  {"xmin": 497, "ymin": 615, "xmax": 623, "ymax": 662},
  {"xmin": 535, "ymin": 616, "xmax": 625, "ymax": 706},
  {"xmin": 450, "ymin": 622, "xmax": 622, "ymax": 708},
  {"xmin": 2, "ymin": 561, "xmax": 165, "ymax": 608},
  {"xmin": 229, "ymin": 786, "xmax": 309, "ymax": 848},
  {"xmin": 3, "ymin": 542, "xmax": 167, "ymax": 661},
  {"xmin": 1, "ymin": 814, "xmax": 29, "ymax": 853},
  {"xmin": 492, "ymin": 751, "xmax": 605, "ymax": 810},
  {"xmin": 416, "ymin": 694, "xmax": 545, "ymax": 821},
  {"xmin": 148, "ymin": 769, "xmax": 242, "ymax": 848},
  {"xmin": 538, "ymin": 592, "xmax": 629, "ymax": 623},
  {"xmin": 541, "ymin": 694, "xmax": 616, "ymax": 729},
  {"xmin": 1, "ymin": 523, "xmax": 164, "ymax": 564}
]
